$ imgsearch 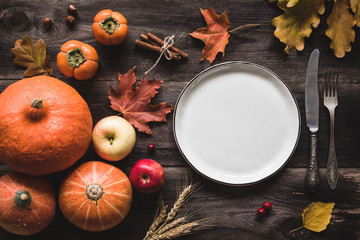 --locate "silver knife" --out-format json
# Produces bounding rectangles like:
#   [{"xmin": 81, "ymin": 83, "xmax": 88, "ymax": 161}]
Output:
[{"xmin": 305, "ymin": 49, "xmax": 320, "ymax": 191}]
